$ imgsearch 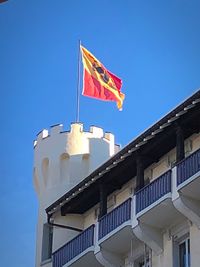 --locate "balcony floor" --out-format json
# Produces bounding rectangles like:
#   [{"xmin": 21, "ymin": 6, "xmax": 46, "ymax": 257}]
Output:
[
  {"xmin": 99, "ymin": 224, "xmax": 141, "ymax": 255},
  {"xmin": 178, "ymin": 171, "xmax": 200, "ymax": 200},
  {"xmin": 64, "ymin": 251, "xmax": 102, "ymax": 267},
  {"xmin": 138, "ymin": 198, "xmax": 184, "ymax": 229}
]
